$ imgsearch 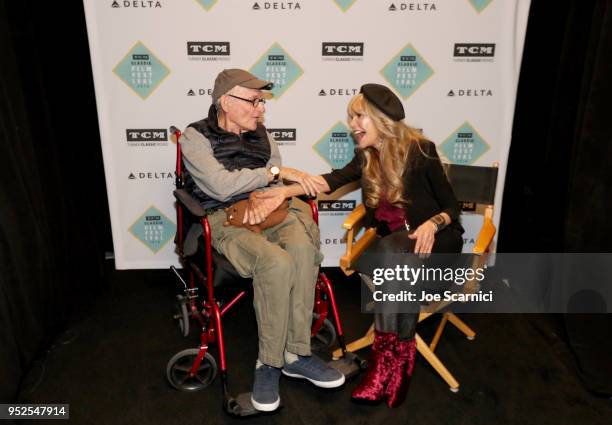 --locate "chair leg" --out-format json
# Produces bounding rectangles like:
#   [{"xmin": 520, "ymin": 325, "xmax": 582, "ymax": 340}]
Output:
[
  {"xmin": 429, "ymin": 313, "xmax": 449, "ymax": 352},
  {"xmin": 415, "ymin": 333, "xmax": 460, "ymax": 392},
  {"xmin": 332, "ymin": 323, "xmax": 375, "ymax": 360},
  {"xmin": 446, "ymin": 313, "xmax": 476, "ymax": 340}
]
